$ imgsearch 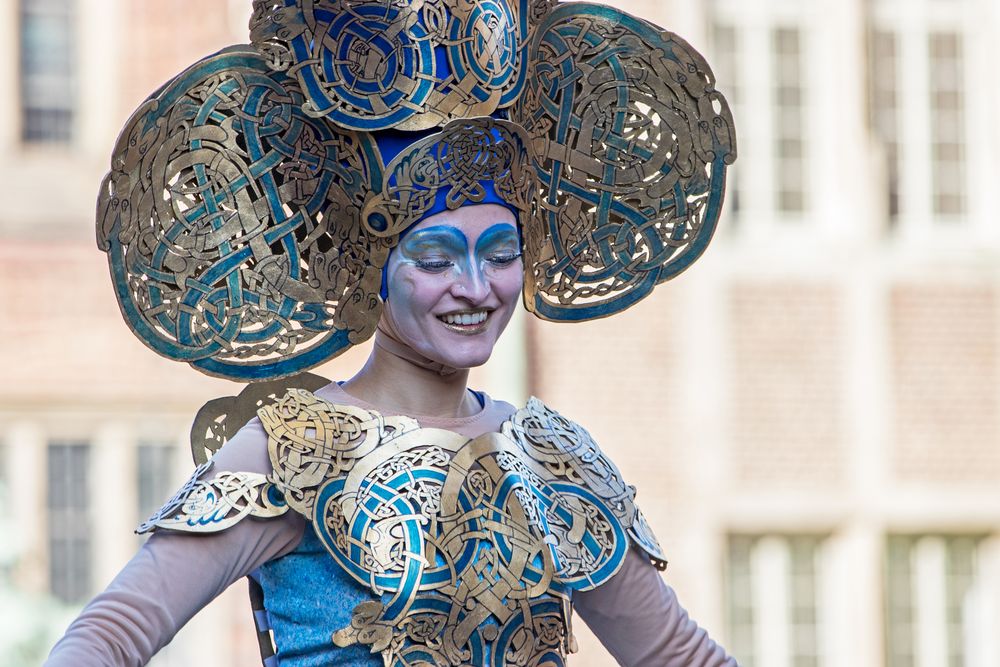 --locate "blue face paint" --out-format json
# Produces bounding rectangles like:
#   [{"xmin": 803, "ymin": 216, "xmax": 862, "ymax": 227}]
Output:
[{"xmin": 395, "ymin": 223, "xmax": 521, "ymax": 284}]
